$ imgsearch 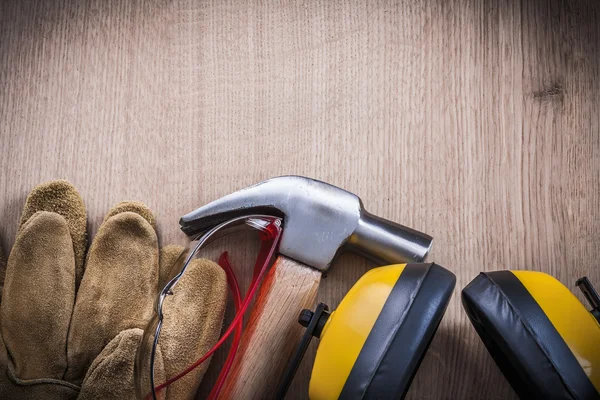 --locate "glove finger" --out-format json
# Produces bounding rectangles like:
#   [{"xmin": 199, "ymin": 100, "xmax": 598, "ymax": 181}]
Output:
[
  {"xmin": 159, "ymin": 245, "xmax": 185, "ymax": 288},
  {"xmin": 66, "ymin": 203, "xmax": 159, "ymax": 385},
  {"xmin": 78, "ymin": 329, "xmax": 166, "ymax": 400},
  {"xmin": 1, "ymin": 212, "xmax": 76, "ymax": 380},
  {"xmin": 18, "ymin": 180, "xmax": 87, "ymax": 288},
  {"xmin": 102, "ymin": 201, "xmax": 156, "ymax": 228},
  {"xmin": 160, "ymin": 258, "xmax": 227, "ymax": 400}
]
